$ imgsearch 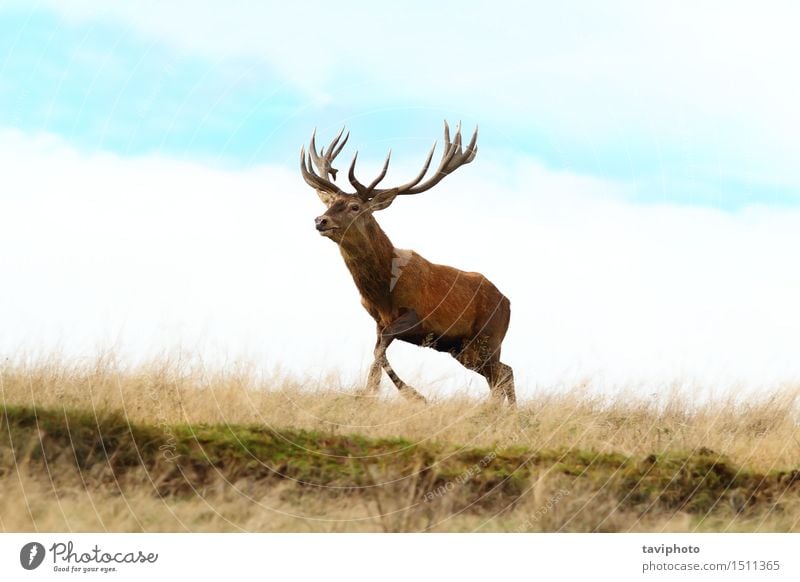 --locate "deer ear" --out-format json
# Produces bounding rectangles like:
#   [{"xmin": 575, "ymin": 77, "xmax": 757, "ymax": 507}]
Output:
[
  {"xmin": 315, "ymin": 189, "xmax": 338, "ymax": 207},
  {"xmin": 367, "ymin": 189, "xmax": 399, "ymax": 212}
]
